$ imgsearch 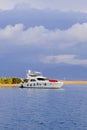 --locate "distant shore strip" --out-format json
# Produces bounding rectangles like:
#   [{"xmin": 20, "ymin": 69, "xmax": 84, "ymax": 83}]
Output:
[
  {"xmin": 63, "ymin": 80, "xmax": 87, "ymax": 84},
  {"xmin": 0, "ymin": 84, "xmax": 19, "ymax": 88},
  {"xmin": 0, "ymin": 80, "xmax": 87, "ymax": 87}
]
